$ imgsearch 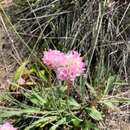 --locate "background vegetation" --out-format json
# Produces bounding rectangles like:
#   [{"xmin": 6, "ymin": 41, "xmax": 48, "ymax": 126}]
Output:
[{"xmin": 0, "ymin": 0, "xmax": 130, "ymax": 129}]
